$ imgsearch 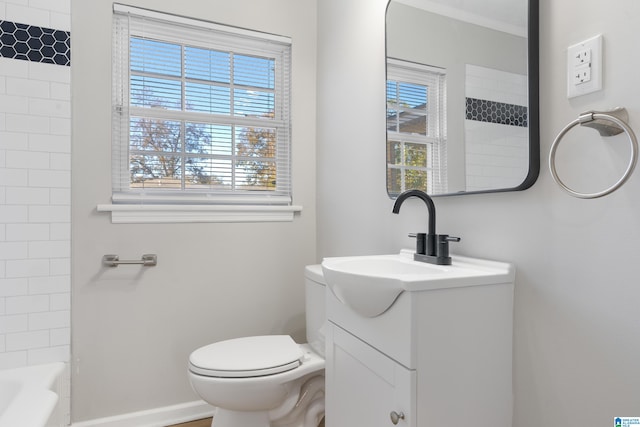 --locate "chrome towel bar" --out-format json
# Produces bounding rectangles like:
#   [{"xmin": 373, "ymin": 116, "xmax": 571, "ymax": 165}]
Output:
[
  {"xmin": 102, "ymin": 254, "xmax": 157, "ymax": 267},
  {"xmin": 549, "ymin": 107, "xmax": 638, "ymax": 199}
]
